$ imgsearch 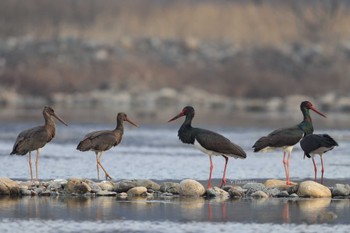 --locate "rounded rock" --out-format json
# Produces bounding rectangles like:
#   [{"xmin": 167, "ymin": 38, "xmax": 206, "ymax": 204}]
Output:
[
  {"xmin": 135, "ymin": 179, "xmax": 160, "ymax": 191},
  {"xmin": 297, "ymin": 181, "xmax": 331, "ymax": 198},
  {"xmin": 98, "ymin": 181, "xmax": 116, "ymax": 191},
  {"xmin": 160, "ymin": 182, "xmax": 180, "ymax": 194},
  {"xmin": 0, "ymin": 178, "xmax": 20, "ymax": 195},
  {"xmin": 179, "ymin": 179, "xmax": 205, "ymax": 196},
  {"xmin": 65, "ymin": 178, "xmax": 91, "ymax": 195},
  {"xmin": 127, "ymin": 187, "xmax": 147, "ymax": 197},
  {"xmin": 332, "ymin": 184, "xmax": 350, "ymax": 196},
  {"xmin": 206, "ymin": 187, "xmax": 229, "ymax": 198},
  {"xmin": 264, "ymin": 179, "xmax": 298, "ymax": 190},
  {"xmin": 251, "ymin": 190, "xmax": 269, "ymax": 198}
]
